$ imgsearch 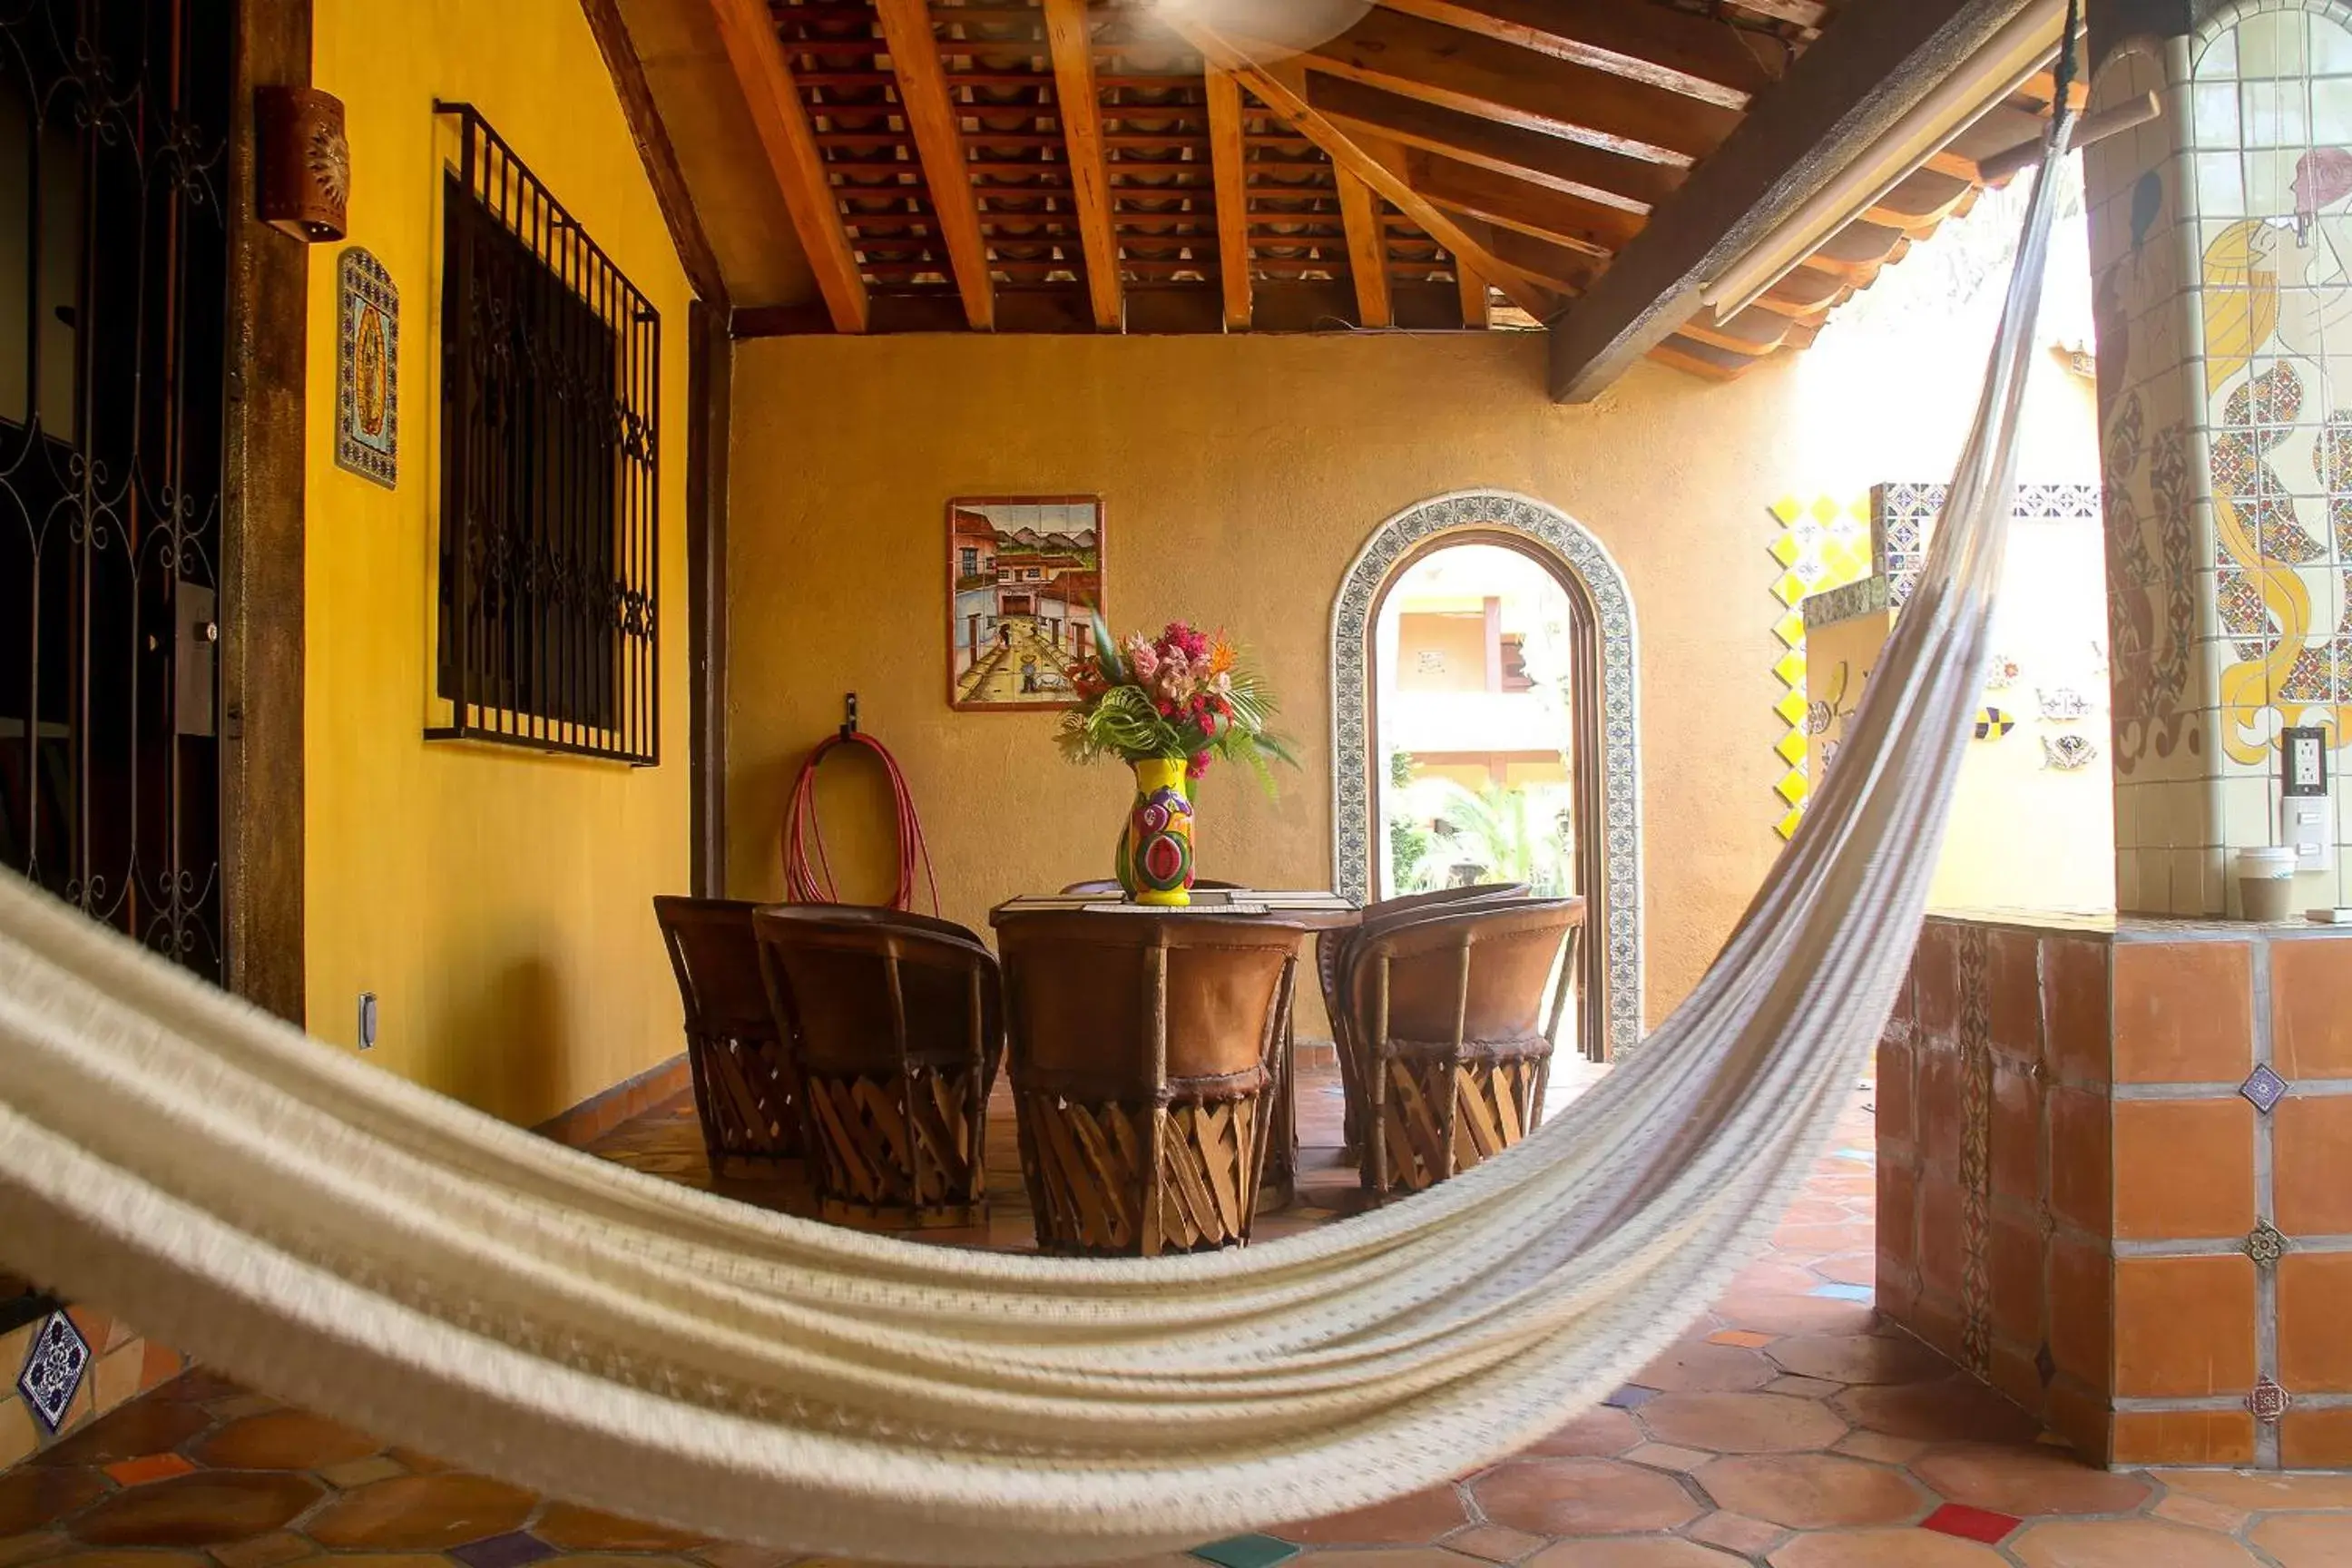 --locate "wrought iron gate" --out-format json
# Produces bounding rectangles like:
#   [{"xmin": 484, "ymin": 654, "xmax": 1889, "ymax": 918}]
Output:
[{"xmin": 0, "ymin": 0, "xmax": 233, "ymax": 982}]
